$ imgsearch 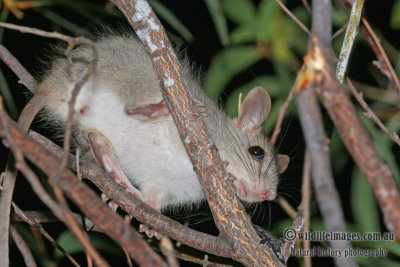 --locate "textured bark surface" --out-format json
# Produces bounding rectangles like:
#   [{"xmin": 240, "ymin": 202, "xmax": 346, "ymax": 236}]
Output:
[{"xmin": 110, "ymin": 0, "xmax": 289, "ymax": 265}]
